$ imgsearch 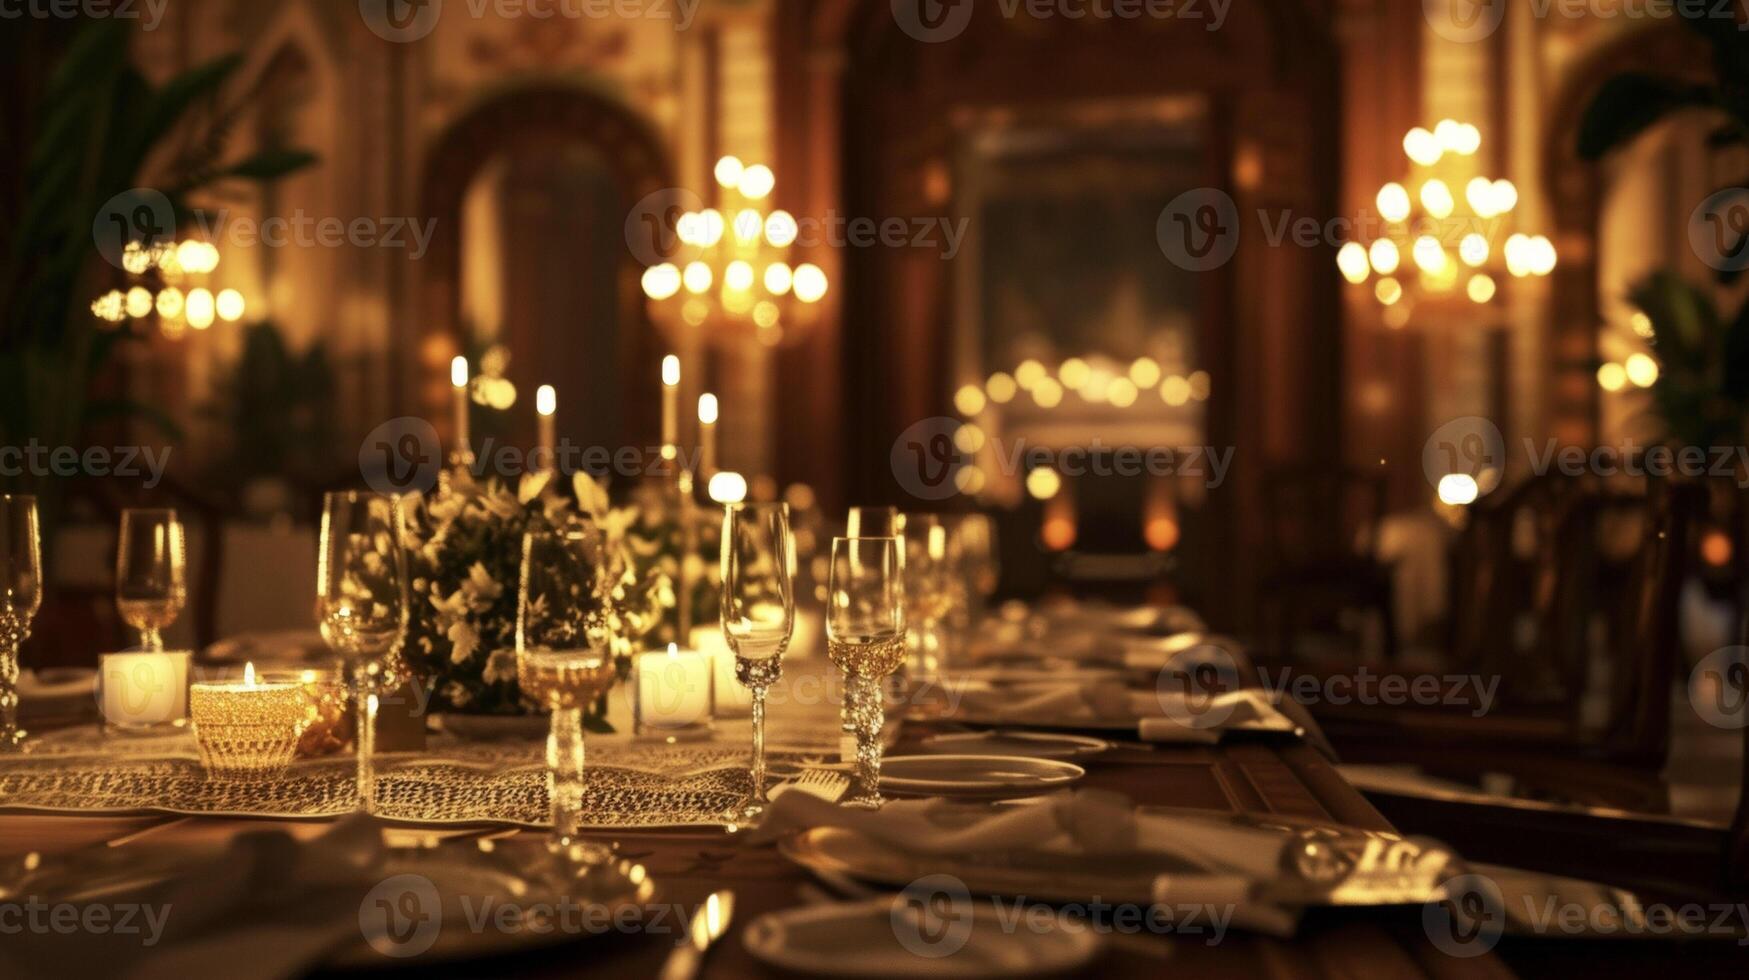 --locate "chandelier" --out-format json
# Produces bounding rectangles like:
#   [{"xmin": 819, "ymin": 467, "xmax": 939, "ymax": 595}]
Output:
[
  {"xmin": 640, "ymin": 156, "xmax": 828, "ymax": 348},
  {"xmin": 1338, "ymin": 120, "xmax": 1555, "ymax": 328},
  {"xmin": 90, "ymin": 239, "xmax": 246, "ymax": 339}
]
